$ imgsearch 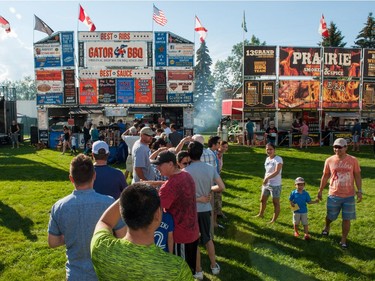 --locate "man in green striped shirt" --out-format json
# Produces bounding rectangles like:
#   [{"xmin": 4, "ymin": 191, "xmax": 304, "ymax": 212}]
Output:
[{"xmin": 91, "ymin": 183, "xmax": 193, "ymax": 281}]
